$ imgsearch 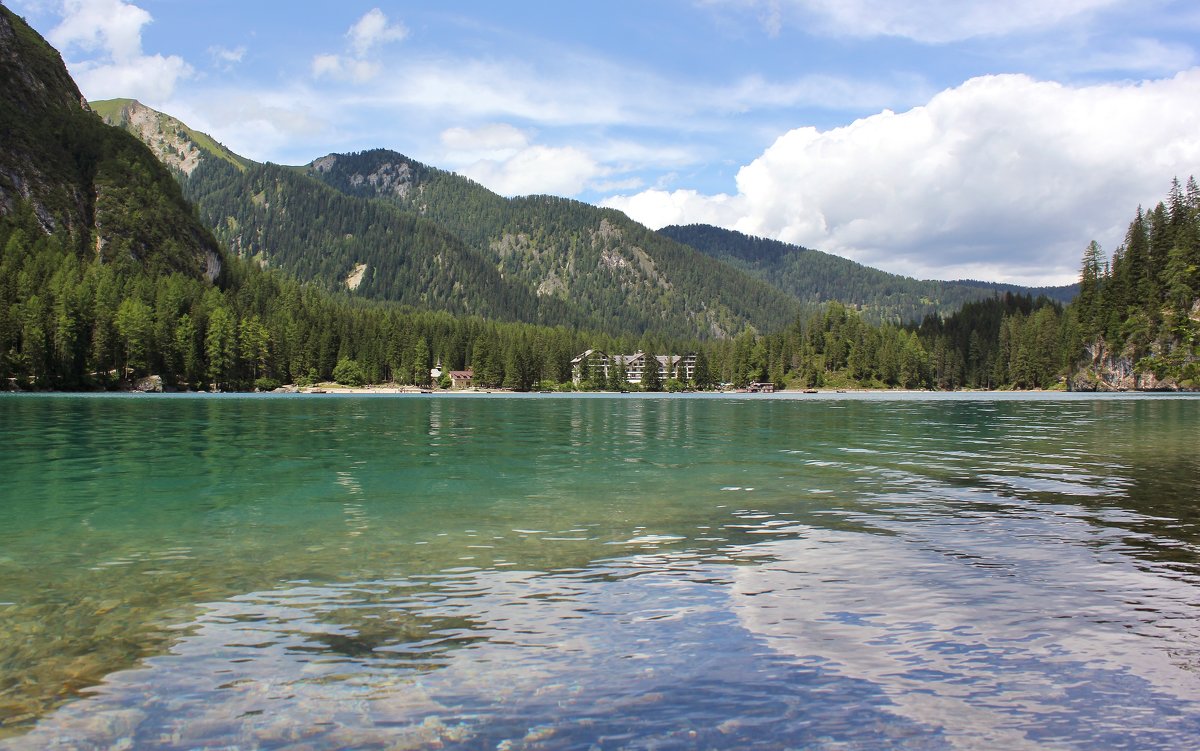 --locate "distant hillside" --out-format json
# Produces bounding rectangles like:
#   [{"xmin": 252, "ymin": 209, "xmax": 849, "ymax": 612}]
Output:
[
  {"xmin": 182, "ymin": 156, "xmax": 574, "ymax": 323},
  {"xmin": 306, "ymin": 149, "xmax": 805, "ymax": 337},
  {"xmin": 92, "ymin": 101, "xmax": 805, "ymax": 336},
  {"xmin": 90, "ymin": 104, "xmax": 587, "ymax": 325},
  {"xmin": 90, "ymin": 99, "xmax": 1078, "ymax": 338},
  {"xmin": 659, "ymin": 224, "xmax": 1076, "ymax": 324}
]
